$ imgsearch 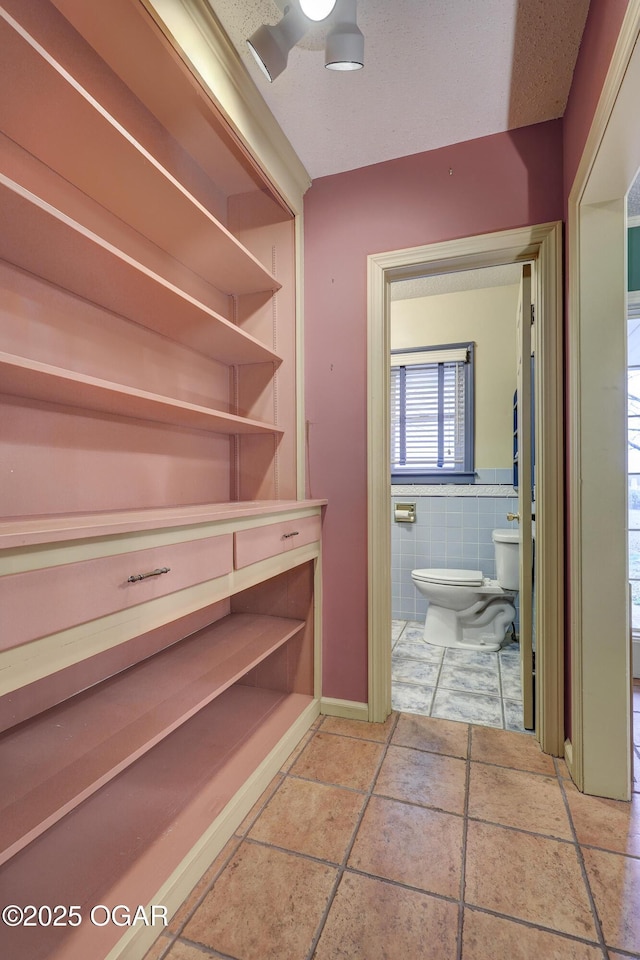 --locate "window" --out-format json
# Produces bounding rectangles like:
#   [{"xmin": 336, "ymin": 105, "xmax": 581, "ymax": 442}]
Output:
[{"xmin": 390, "ymin": 342, "xmax": 474, "ymax": 483}]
